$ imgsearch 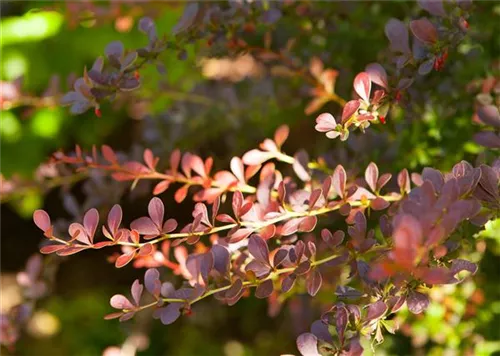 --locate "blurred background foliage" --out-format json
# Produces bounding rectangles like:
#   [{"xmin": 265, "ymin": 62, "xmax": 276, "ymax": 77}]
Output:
[{"xmin": 1, "ymin": 1, "xmax": 499, "ymax": 355}]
